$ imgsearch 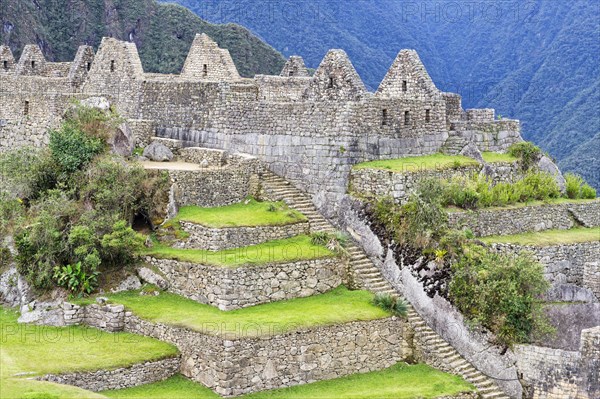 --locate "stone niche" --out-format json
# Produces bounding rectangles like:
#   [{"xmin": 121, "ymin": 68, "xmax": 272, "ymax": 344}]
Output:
[
  {"xmin": 144, "ymin": 256, "xmax": 344, "ymax": 310},
  {"xmin": 124, "ymin": 315, "xmax": 409, "ymax": 397}
]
